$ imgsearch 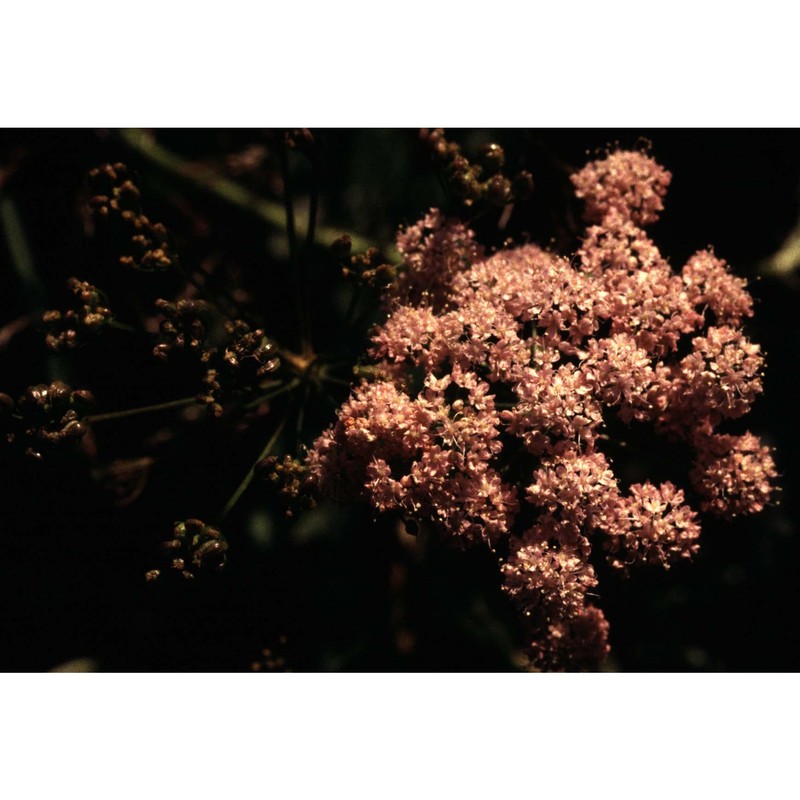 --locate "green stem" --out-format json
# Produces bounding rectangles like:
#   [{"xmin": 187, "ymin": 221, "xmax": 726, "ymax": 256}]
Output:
[
  {"xmin": 300, "ymin": 162, "xmax": 319, "ymax": 358},
  {"xmin": 306, "ymin": 174, "xmax": 319, "ymax": 257},
  {"xmin": 244, "ymin": 378, "xmax": 300, "ymax": 409},
  {"xmin": 219, "ymin": 416, "xmax": 287, "ymax": 521},
  {"xmin": 0, "ymin": 194, "xmax": 45, "ymax": 309},
  {"xmin": 295, "ymin": 381, "xmax": 310, "ymax": 448},
  {"xmin": 87, "ymin": 396, "xmax": 197, "ymax": 424},
  {"xmin": 1, "ymin": 192, "xmax": 67, "ymax": 383},
  {"xmin": 280, "ymin": 141, "xmax": 310, "ymax": 357},
  {"xmin": 118, "ymin": 129, "xmax": 373, "ymax": 253},
  {"xmin": 279, "ymin": 142, "xmax": 298, "ymax": 264},
  {"xmin": 342, "ymin": 283, "xmax": 363, "ymax": 328},
  {"xmin": 107, "ymin": 320, "xmax": 136, "ymax": 332}
]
